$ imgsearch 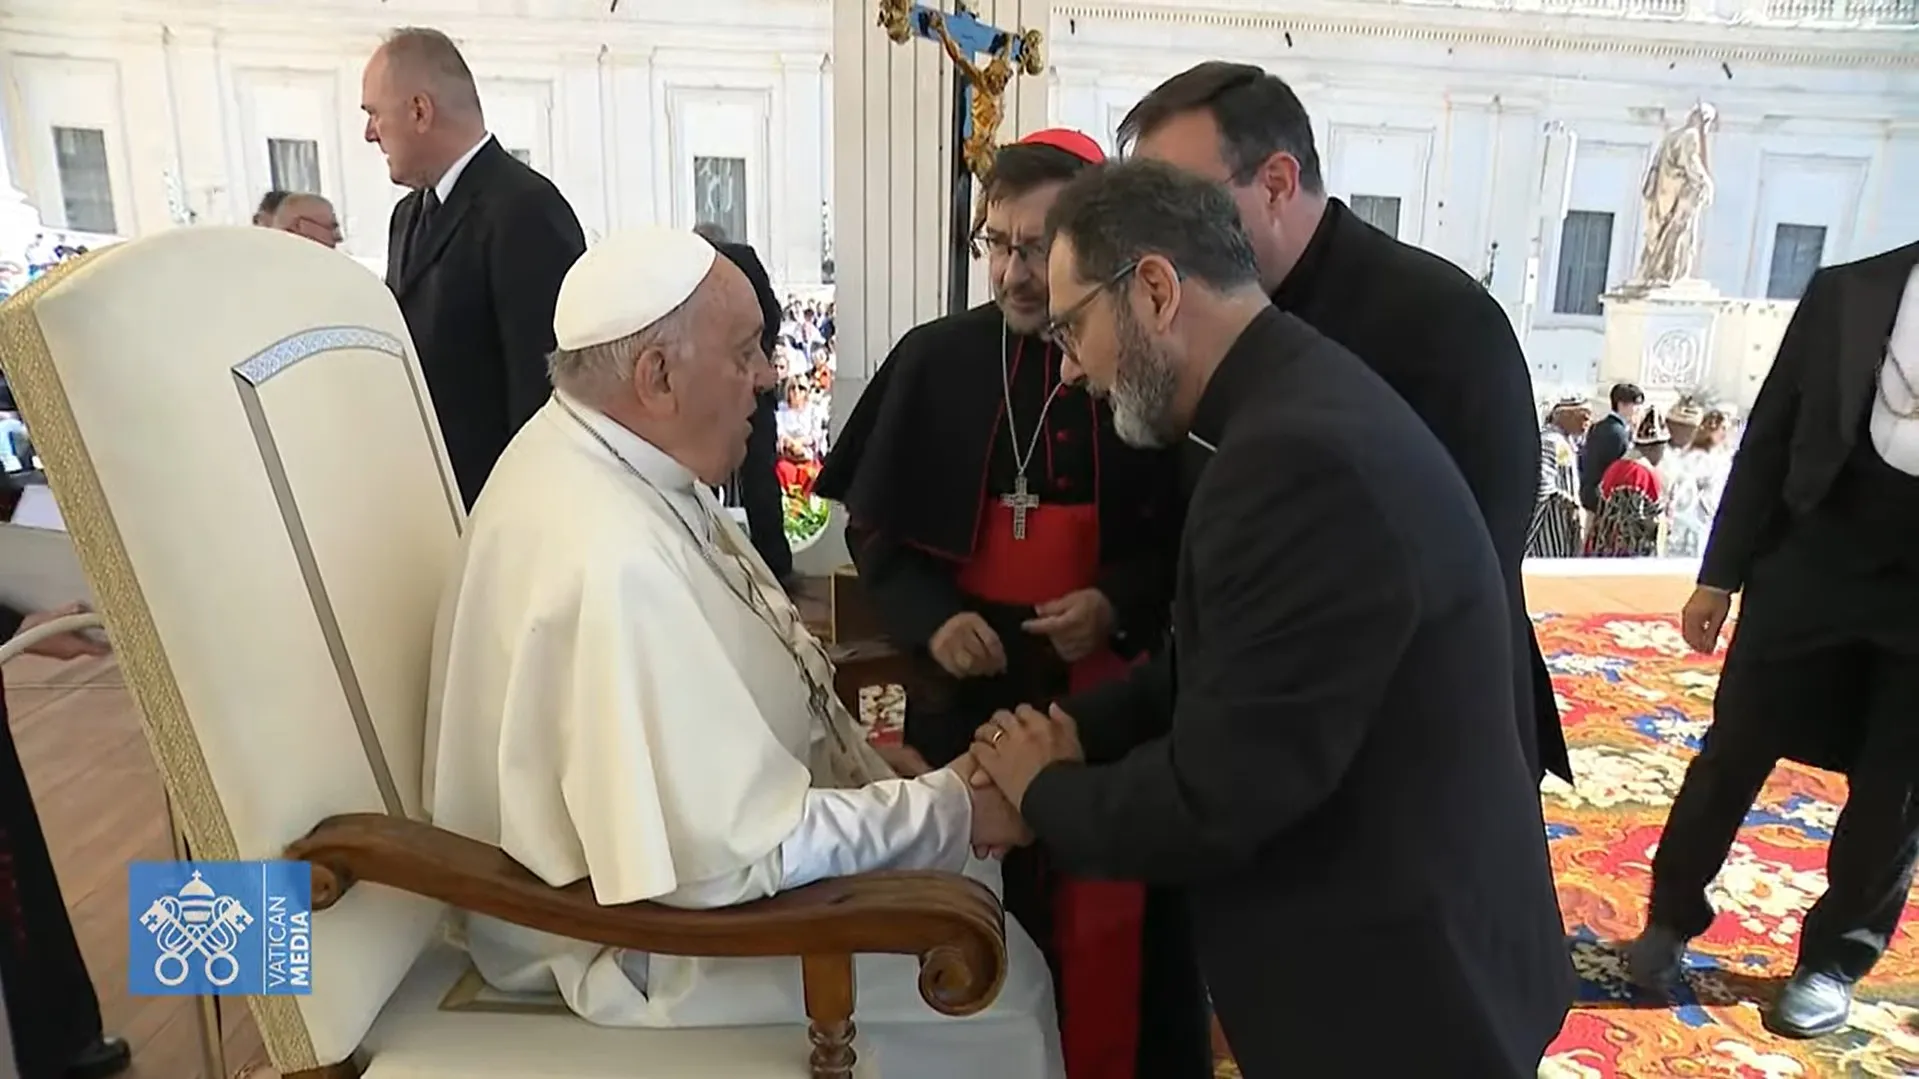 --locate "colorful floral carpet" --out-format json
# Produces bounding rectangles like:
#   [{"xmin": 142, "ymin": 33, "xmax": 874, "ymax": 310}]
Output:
[
  {"xmin": 1530, "ymin": 612, "xmax": 1918, "ymax": 1079},
  {"xmin": 865, "ymin": 613, "xmax": 1919, "ymax": 1077}
]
